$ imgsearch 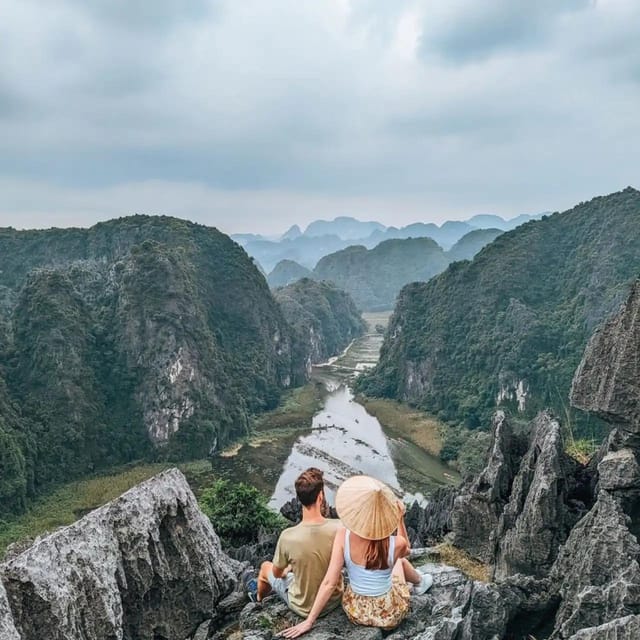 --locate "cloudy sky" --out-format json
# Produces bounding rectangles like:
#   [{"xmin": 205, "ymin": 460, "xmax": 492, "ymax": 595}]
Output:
[{"xmin": 1, "ymin": 0, "xmax": 638, "ymax": 234}]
